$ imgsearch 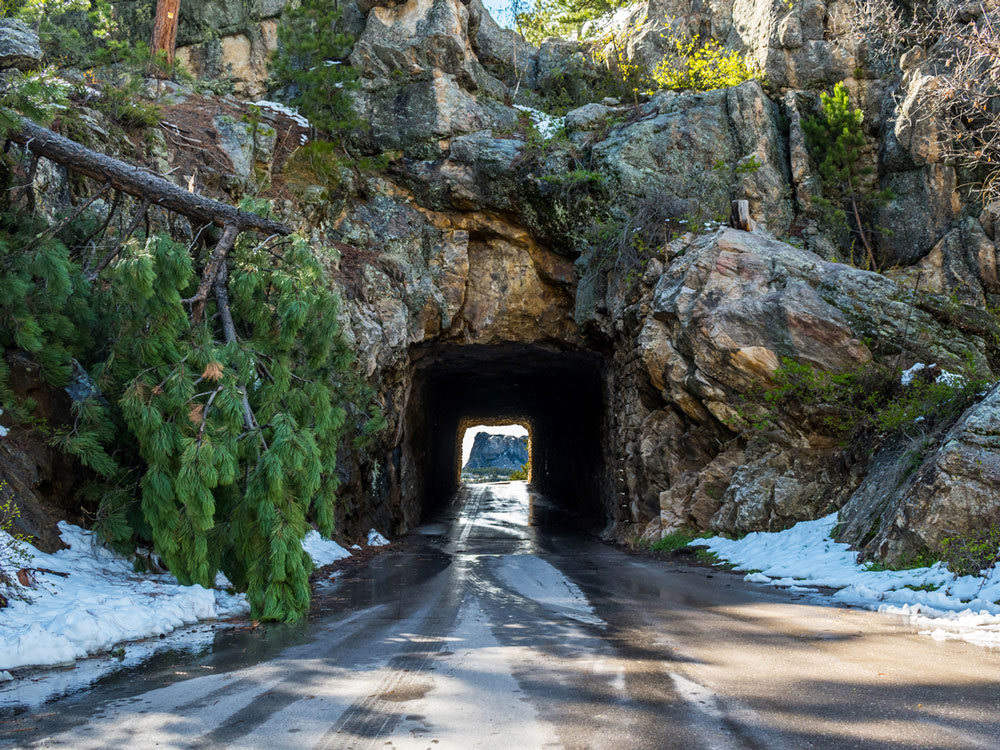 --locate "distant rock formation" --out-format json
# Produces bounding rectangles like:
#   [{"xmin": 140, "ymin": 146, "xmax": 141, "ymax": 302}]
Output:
[{"xmin": 463, "ymin": 433, "xmax": 529, "ymax": 472}]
